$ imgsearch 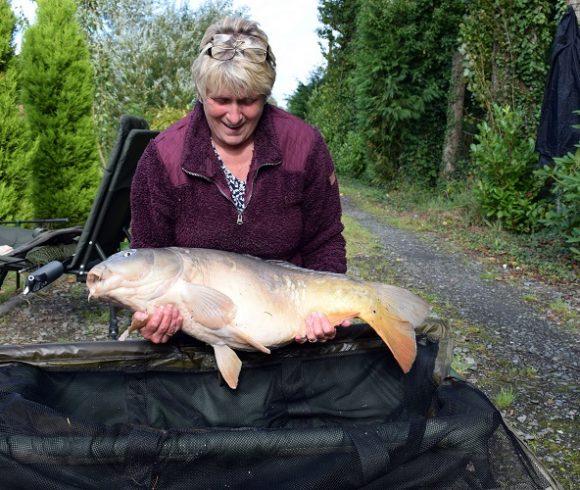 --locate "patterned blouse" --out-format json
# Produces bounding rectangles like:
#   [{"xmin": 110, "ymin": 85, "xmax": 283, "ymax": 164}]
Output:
[{"xmin": 211, "ymin": 142, "xmax": 247, "ymax": 215}]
